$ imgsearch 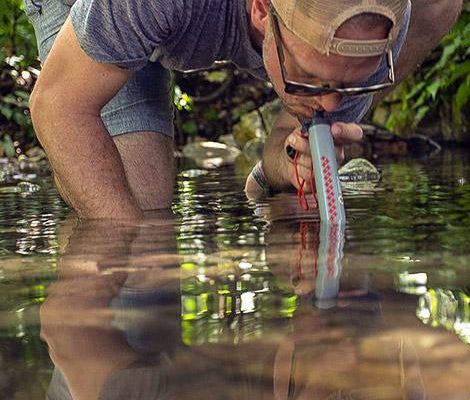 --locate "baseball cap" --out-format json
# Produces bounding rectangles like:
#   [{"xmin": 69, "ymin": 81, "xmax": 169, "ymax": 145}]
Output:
[{"xmin": 270, "ymin": 0, "xmax": 408, "ymax": 57}]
